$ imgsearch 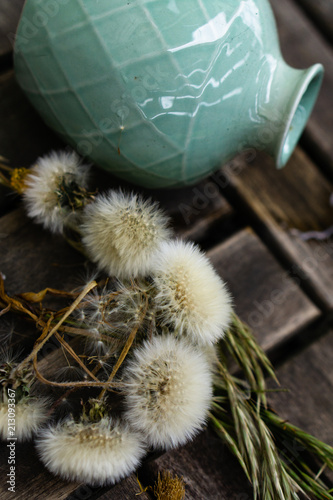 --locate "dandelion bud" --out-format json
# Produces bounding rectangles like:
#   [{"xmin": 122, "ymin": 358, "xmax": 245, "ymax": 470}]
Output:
[
  {"xmin": 81, "ymin": 190, "xmax": 172, "ymax": 278},
  {"xmin": 23, "ymin": 150, "xmax": 90, "ymax": 233},
  {"xmin": 152, "ymin": 240, "xmax": 232, "ymax": 345},
  {"xmin": 124, "ymin": 335, "xmax": 213, "ymax": 449},
  {"xmin": 36, "ymin": 417, "xmax": 145, "ymax": 486}
]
